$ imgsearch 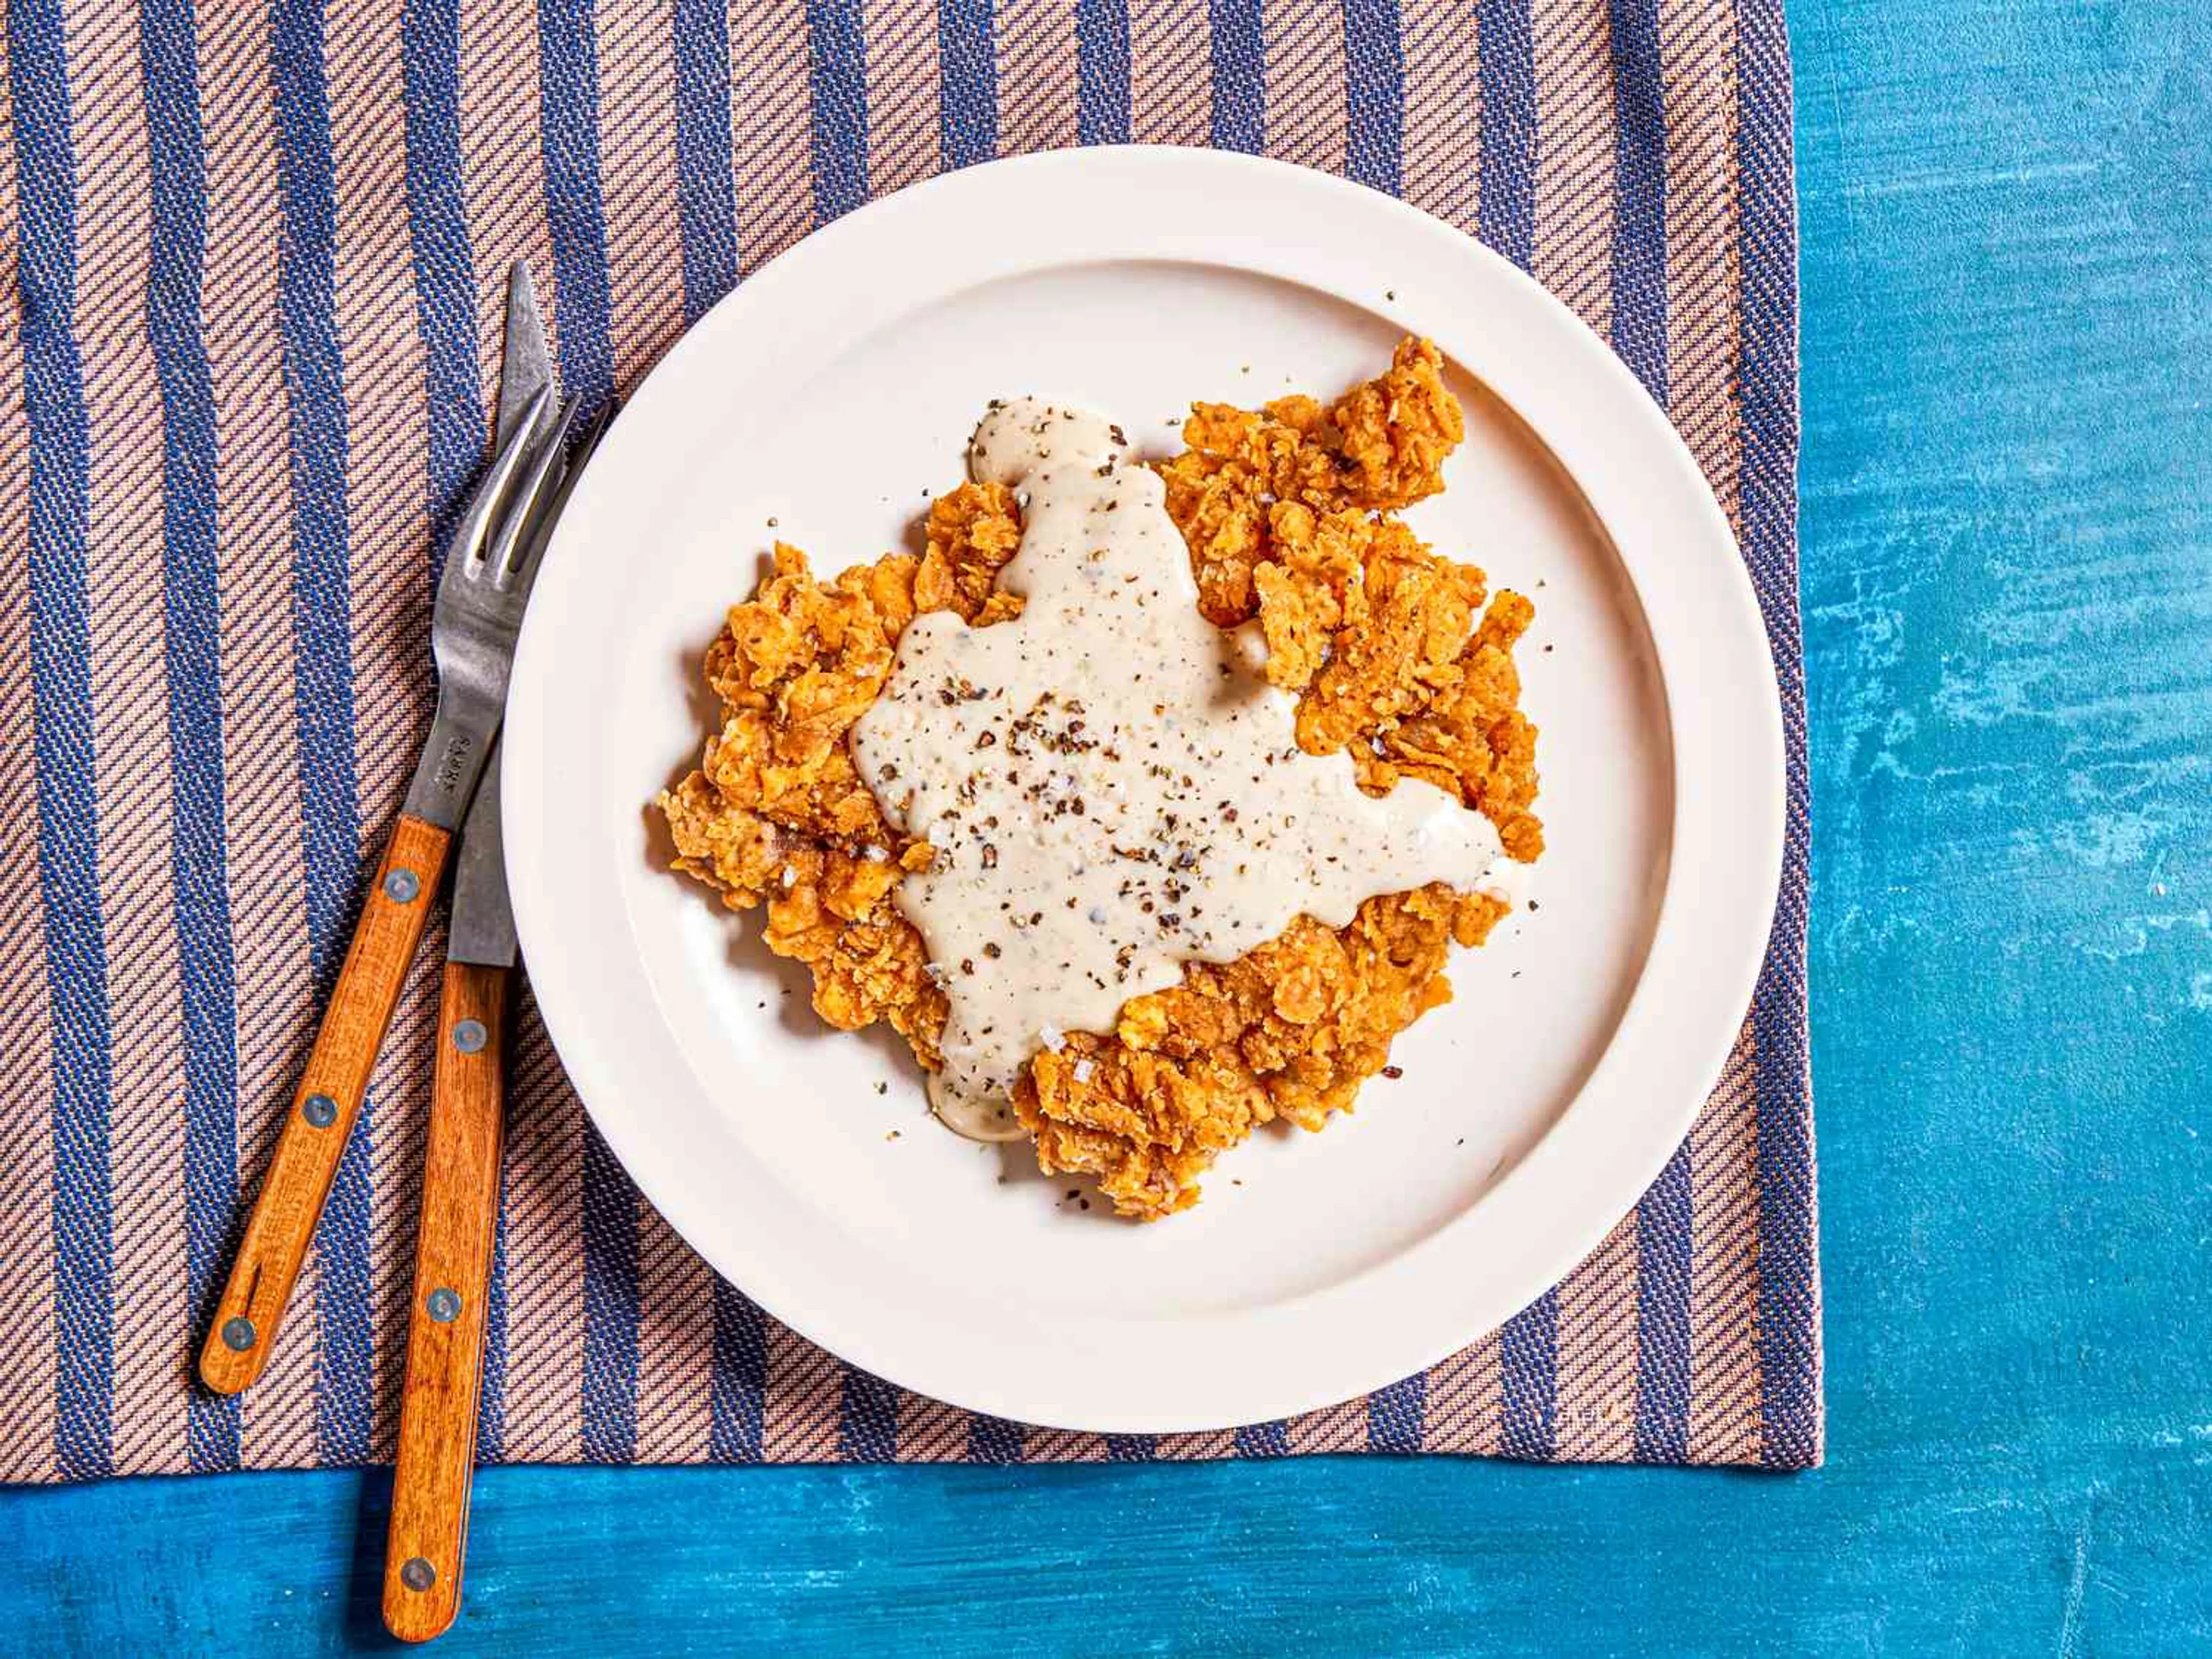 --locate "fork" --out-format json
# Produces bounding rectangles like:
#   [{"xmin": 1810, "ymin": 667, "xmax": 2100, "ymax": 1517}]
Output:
[{"xmin": 198, "ymin": 388, "xmax": 579, "ymax": 1396}]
